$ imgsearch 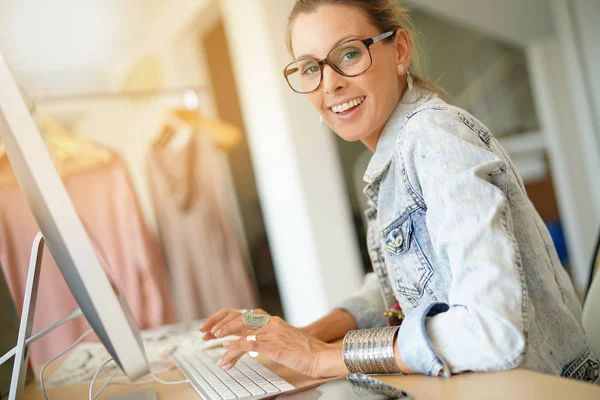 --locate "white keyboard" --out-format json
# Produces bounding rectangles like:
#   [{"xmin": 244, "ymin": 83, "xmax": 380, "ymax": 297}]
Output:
[{"xmin": 174, "ymin": 347, "xmax": 295, "ymax": 400}]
